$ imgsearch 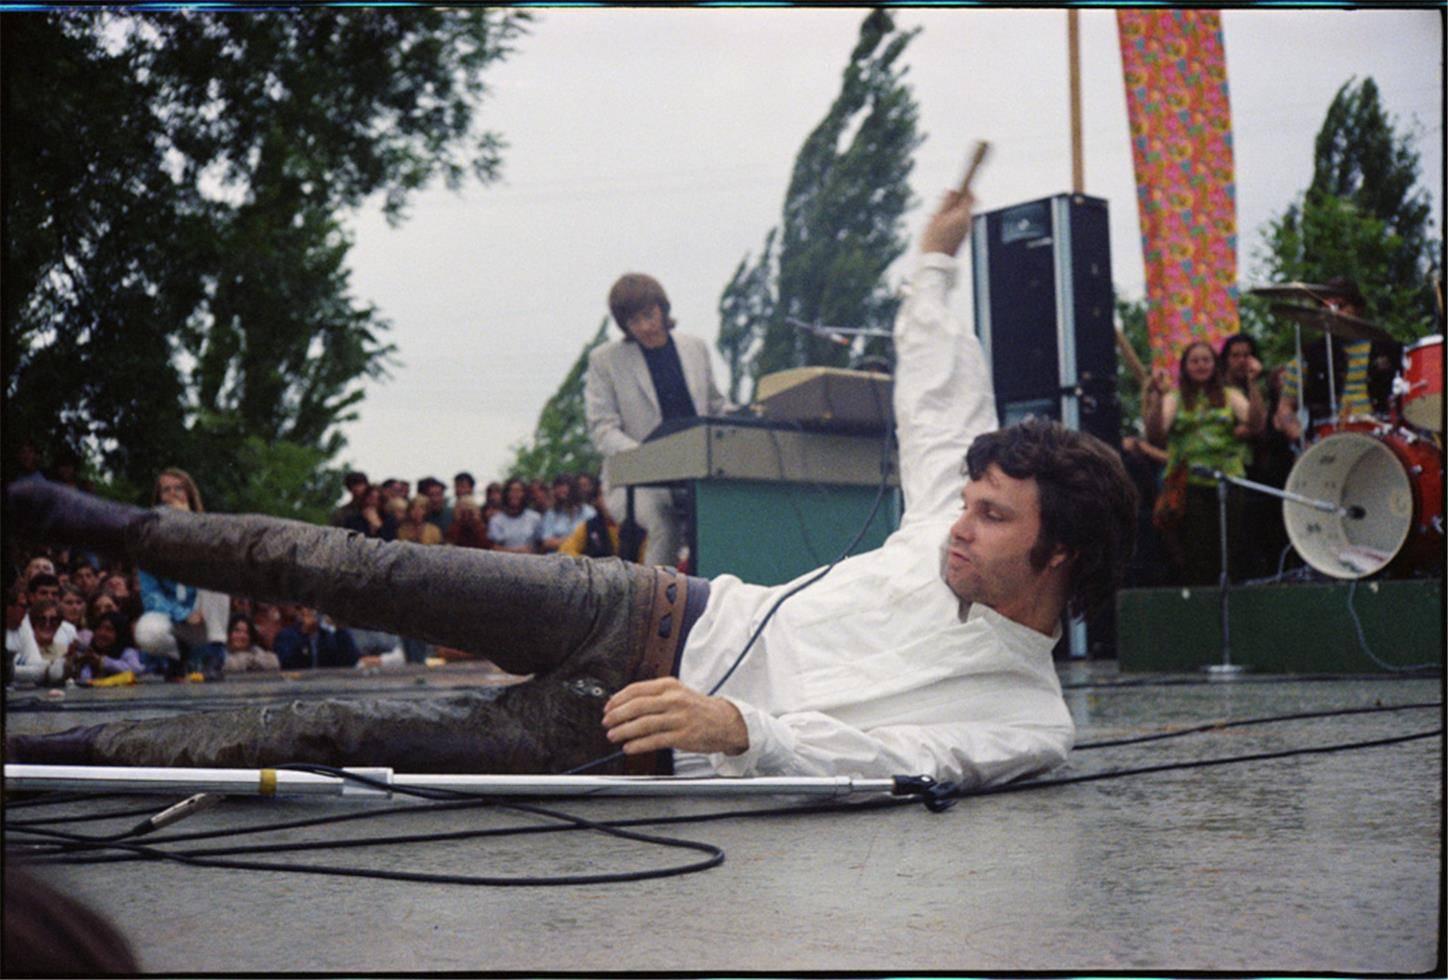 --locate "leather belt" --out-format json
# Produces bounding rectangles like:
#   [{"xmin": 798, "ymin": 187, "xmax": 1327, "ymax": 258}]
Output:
[{"xmin": 623, "ymin": 566, "xmax": 692, "ymax": 776}]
